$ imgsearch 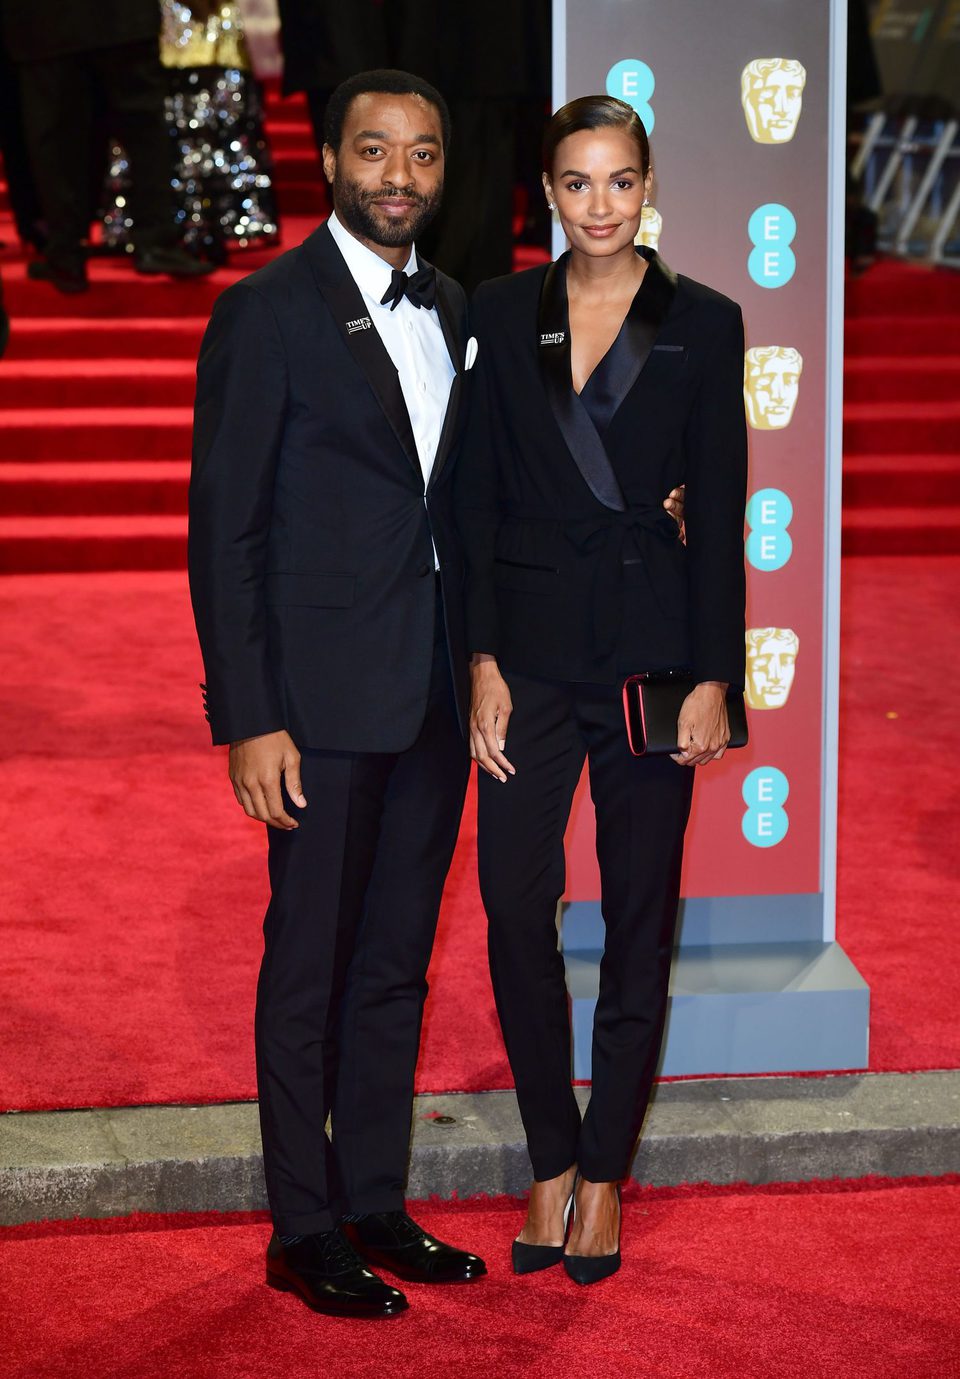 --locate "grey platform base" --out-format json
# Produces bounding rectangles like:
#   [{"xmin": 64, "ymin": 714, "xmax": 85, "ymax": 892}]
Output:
[
  {"xmin": 566, "ymin": 942, "xmax": 869, "ymax": 1080},
  {"xmin": 2, "ymin": 1071, "xmax": 958, "ymax": 1226}
]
